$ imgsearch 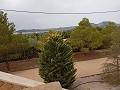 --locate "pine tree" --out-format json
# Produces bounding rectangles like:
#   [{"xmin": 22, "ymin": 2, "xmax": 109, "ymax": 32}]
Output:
[
  {"xmin": 0, "ymin": 11, "xmax": 15, "ymax": 71},
  {"xmin": 0, "ymin": 11, "xmax": 29, "ymax": 71},
  {"xmin": 69, "ymin": 18, "xmax": 103, "ymax": 53},
  {"xmin": 101, "ymin": 28, "xmax": 120, "ymax": 85},
  {"xmin": 39, "ymin": 32, "xmax": 76, "ymax": 88}
]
